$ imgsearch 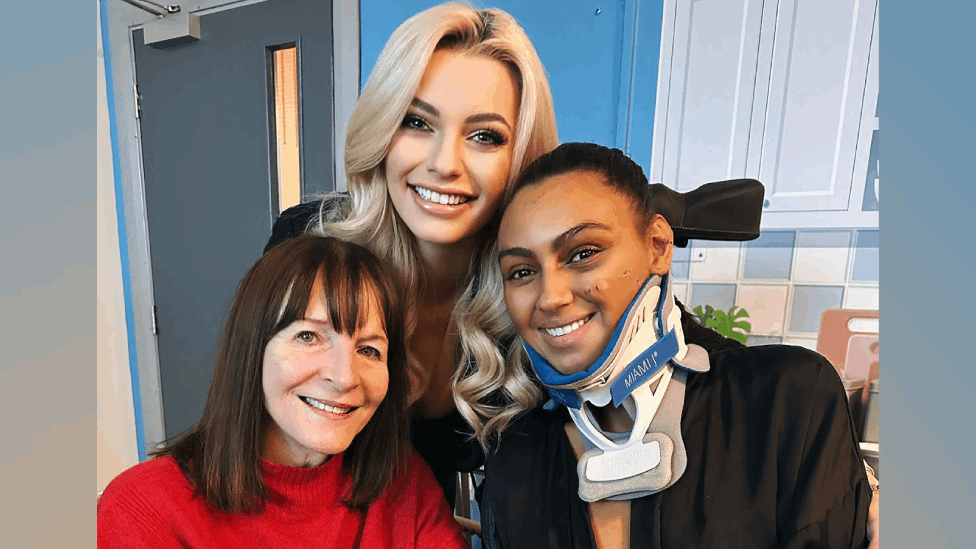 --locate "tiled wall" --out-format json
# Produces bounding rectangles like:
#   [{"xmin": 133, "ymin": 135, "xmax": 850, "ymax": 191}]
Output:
[{"xmin": 672, "ymin": 229, "xmax": 879, "ymax": 350}]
